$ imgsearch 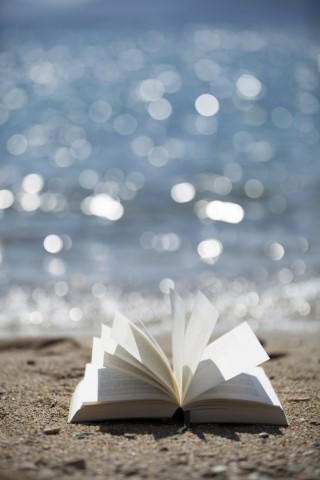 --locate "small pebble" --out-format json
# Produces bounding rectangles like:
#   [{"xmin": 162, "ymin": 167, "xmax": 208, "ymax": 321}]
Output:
[
  {"xmin": 303, "ymin": 449, "xmax": 315, "ymax": 456},
  {"xmin": 43, "ymin": 426, "xmax": 60, "ymax": 435},
  {"xmin": 202, "ymin": 465, "xmax": 227, "ymax": 477},
  {"xmin": 73, "ymin": 432, "xmax": 92, "ymax": 439},
  {"xmin": 18, "ymin": 462, "xmax": 37, "ymax": 470},
  {"xmin": 310, "ymin": 418, "xmax": 320, "ymax": 425},
  {"xmin": 159, "ymin": 446, "xmax": 169, "ymax": 452},
  {"xmin": 258, "ymin": 432, "xmax": 269, "ymax": 438},
  {"xmin": 288, "ymin": 396, "xmax": 310, "ymax": 402},
  {"xmin": 123, "ymin": 466, "xmax": 140, "ymax": 476},
  {"xmin": 248, "ymin": 473, "xmax": 261, "ymax": 480},
  {"xmin": 171, "ymin": 457, "xmax": 188, "ymax": 466},
  {"xmin": 211, "ymin": 465, "xmax": 227, "ymax": 475},
  {"xmin": 239, "ymin": 461, "xmax": 256, "ymax": 471},
  {"xmin": 63, "ymin": 458, "xmax": 86, "ymax": 470}
]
